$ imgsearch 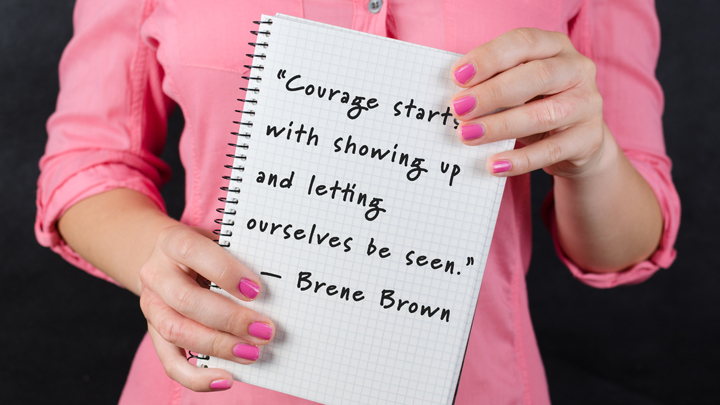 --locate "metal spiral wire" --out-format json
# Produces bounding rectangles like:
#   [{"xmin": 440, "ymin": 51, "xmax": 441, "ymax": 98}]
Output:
[{"xmin": 214, "ymin": 18, "xmax": 272, "ymax": 250}]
